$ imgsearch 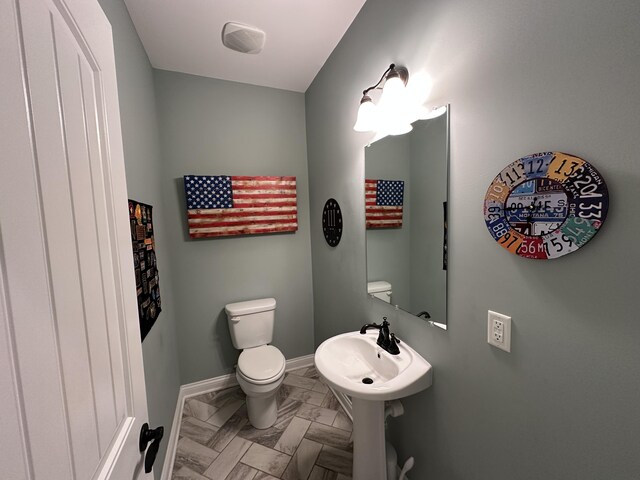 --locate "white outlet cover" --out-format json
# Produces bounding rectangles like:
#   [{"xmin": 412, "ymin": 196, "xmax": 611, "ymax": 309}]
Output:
[{"xmin": 488, "ymin": 310, "xmax": 511, "ymax": 352}]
